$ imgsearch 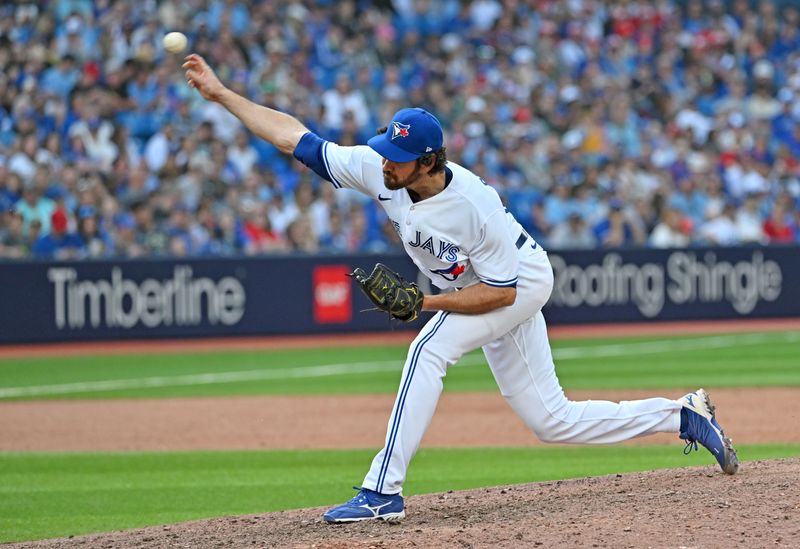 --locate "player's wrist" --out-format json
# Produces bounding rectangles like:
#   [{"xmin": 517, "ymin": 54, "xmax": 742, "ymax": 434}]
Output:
[
  {"xmin": 215, "ymin": 86, "xmax": 236, "ymax": 105},
  {"xmin": 420, "ymin": 295, "xmax": 429, "ymax": 311},
  {"xmin": 420, "ymin": 294, "xmax": 439, "ymax": 312}
]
